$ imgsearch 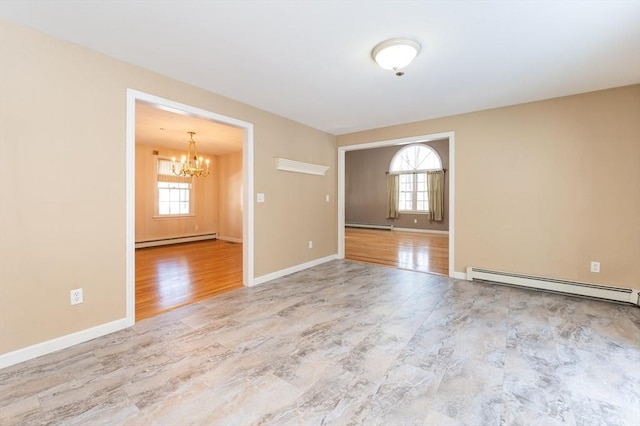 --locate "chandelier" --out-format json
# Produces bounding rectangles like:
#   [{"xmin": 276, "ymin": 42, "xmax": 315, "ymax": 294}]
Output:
[{"xmin": 172, "ymin": 131, "xmax": 210, "ymax": 177}]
